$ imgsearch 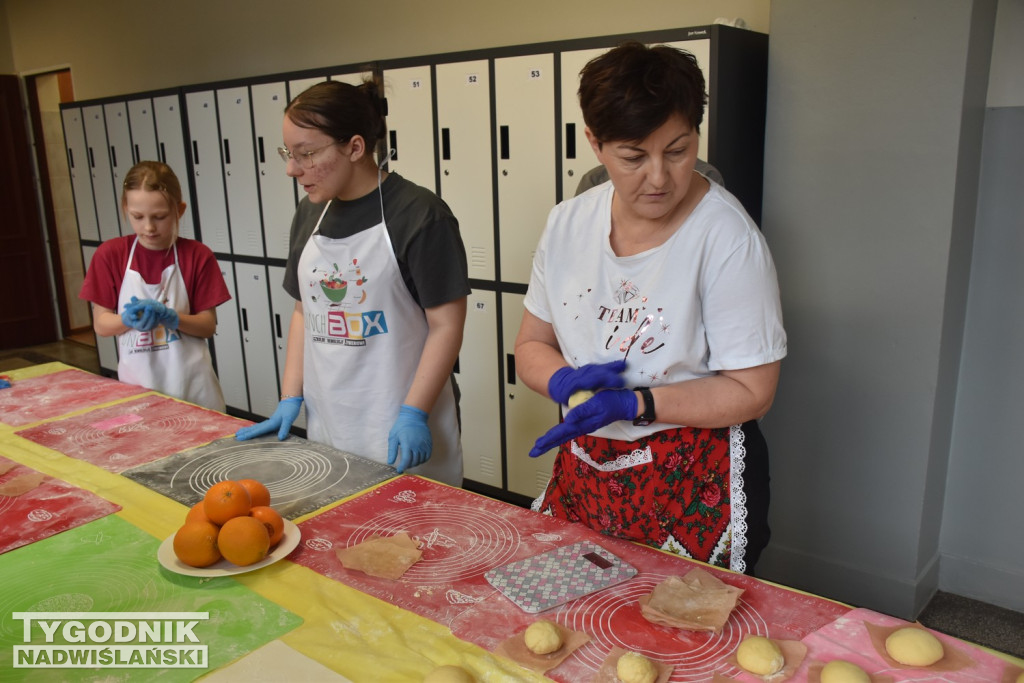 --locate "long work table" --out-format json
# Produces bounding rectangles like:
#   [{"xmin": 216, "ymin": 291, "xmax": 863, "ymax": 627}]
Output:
[{"xmin": 0, "ymin": 362, "xmax": 1020, "ymax": 682}]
